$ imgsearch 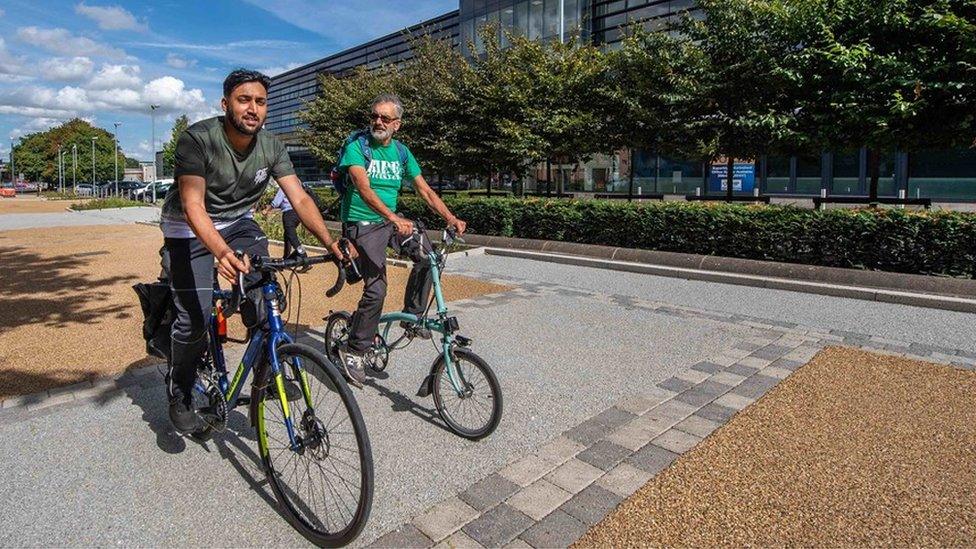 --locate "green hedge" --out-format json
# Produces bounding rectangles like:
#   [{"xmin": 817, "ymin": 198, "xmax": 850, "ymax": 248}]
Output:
[
  {"xmin": 70, "ymin": 197, "xmax": 146, "ymax": 210},
  {"xmin": 394, "ymin": 197, "xmax": 976, "ymax": 277}
]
